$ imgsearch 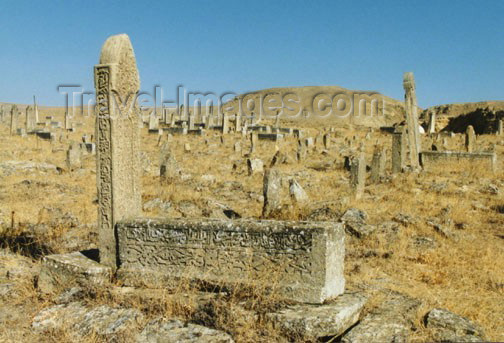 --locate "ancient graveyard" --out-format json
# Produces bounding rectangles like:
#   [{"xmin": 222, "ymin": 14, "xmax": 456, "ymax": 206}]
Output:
[{"xmin": 0, "ymin": 19, "xmax": 503, "ymax": 343}]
